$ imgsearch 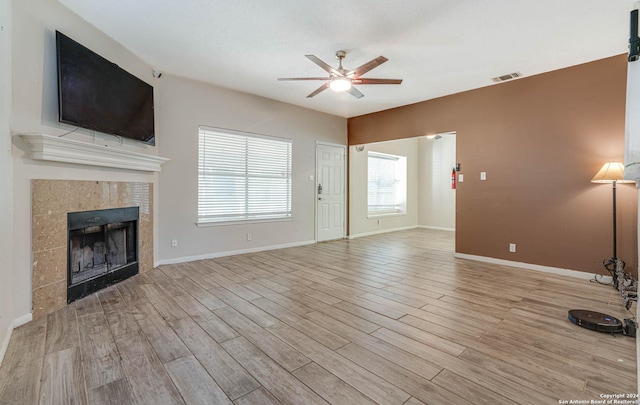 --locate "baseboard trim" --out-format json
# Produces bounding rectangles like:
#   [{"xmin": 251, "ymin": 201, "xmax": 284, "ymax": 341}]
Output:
[
  {"xmin": 417, "ymin": 225, "xmax": 455, "ymax": 232},
  {"xmin": 0, "ymin": 325, "xmax": 12, "ymax": 368},
  {"xmin": 155, "ymin": 239, "xmax": 317, "ymax": 266},
  {"xmin": 13, "ymin": 313, "xmax": 32, "ymax": 328},
  {"xmin": 454, "ymin": 252, "xmax": 612, "ymax": 282},
  {"xmin": 348, "ymin": 225, "xmax": 418, "ymax": 240},
  {"xmin": 0, "ymin": 313, "xmax": 33, "ymax": 367}
]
